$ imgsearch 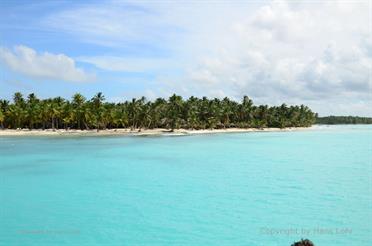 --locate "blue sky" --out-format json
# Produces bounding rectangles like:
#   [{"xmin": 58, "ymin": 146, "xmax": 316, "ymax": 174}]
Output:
[{"xmin": 0, "ymin": 0, "xmax": 371, "ymax": 116}]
